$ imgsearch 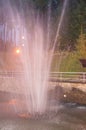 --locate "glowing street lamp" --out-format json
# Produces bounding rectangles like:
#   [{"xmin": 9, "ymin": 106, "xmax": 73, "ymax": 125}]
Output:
[{"xmin": 16, "ymin": 48, "xmax": 21, "ymax": 54}]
